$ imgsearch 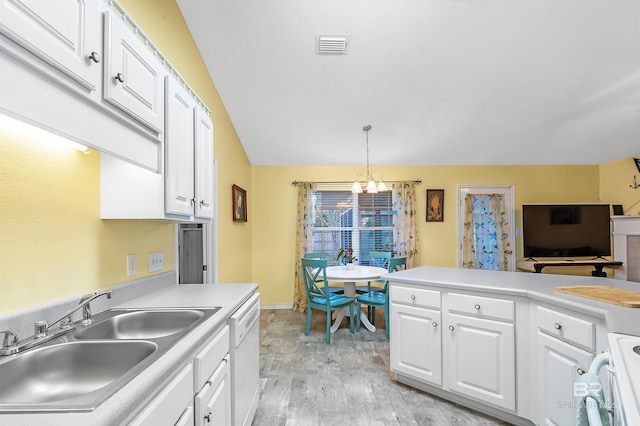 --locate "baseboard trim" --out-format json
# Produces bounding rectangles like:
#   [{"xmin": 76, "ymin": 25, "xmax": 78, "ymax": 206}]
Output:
[{"xmin": 260, "ymin": 304, "xmax": 293, "ymax": 310}]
